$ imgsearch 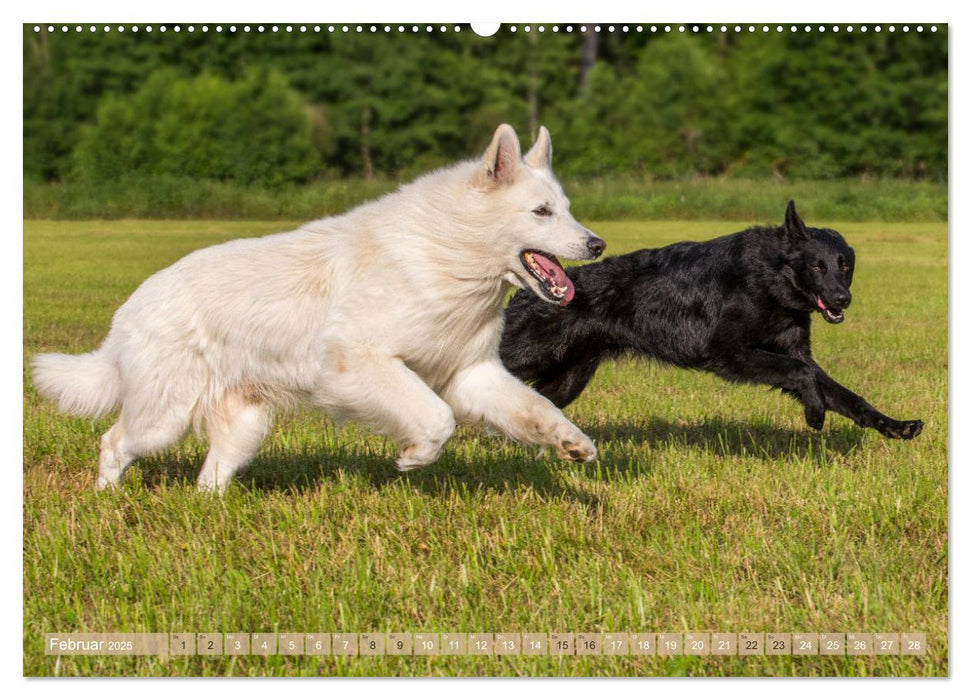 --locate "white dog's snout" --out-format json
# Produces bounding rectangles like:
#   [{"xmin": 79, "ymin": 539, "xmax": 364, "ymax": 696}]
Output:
[
  {"xmin": 569, "ymin": 228, "xmax": 605, "ymax": 260},
  {"xmin": 551, "ymin": 223, "xmax": 606, "ymax": 261},
  {"xmin": 586, "ymin": 234, "xmax": 606, "ymax": 258}
]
